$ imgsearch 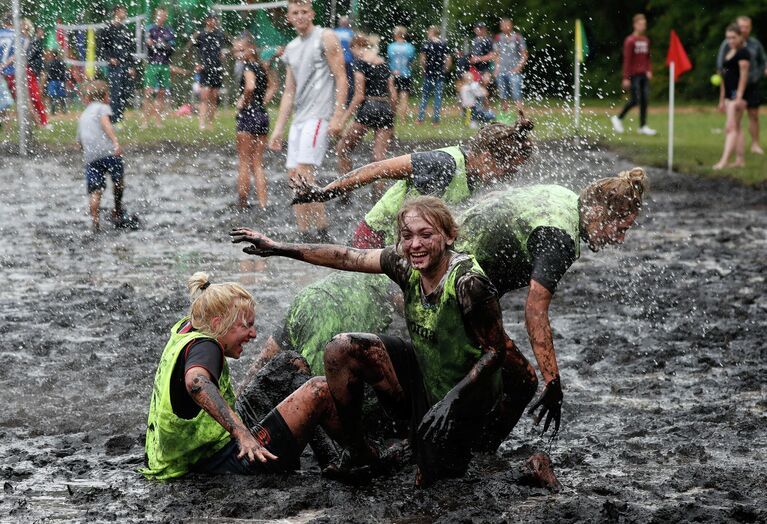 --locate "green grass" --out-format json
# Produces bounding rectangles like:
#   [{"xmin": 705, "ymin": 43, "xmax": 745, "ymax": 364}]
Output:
[{"xmin": 4, "ymin": 99, "xmax": 766, "ymax": 185}]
